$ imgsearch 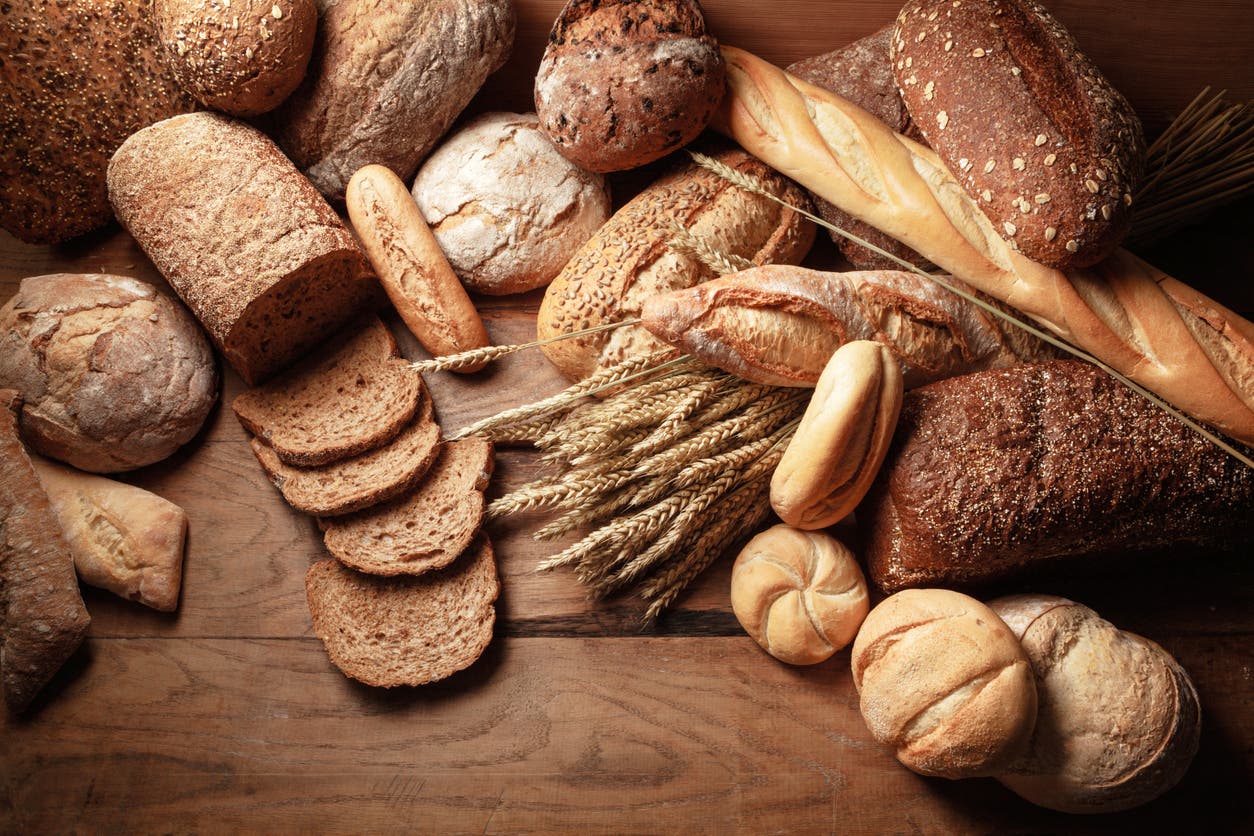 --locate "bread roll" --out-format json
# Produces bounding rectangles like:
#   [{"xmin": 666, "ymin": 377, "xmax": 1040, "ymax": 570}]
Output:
[
  {"xmin": 108, "ymin": 112, "xmax": 377, "ymax": 385},
  {"xmin": 850, "ymin": 588, "xmax": 1036, "ymax": 779},
  {"xmin": 0, "ymin": 273, "xmax": 217, "ymax": 473},
  {"xmin": 411, "ymin": 112, "xmax": 612, "ymax": 295},
  {"xmin": 730, "ymin": 526, "xmax": 868, "ymax": 665},
  {"xmin": 989, "ymin": 595, "xmax": 1201, "ymax": 814}
]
